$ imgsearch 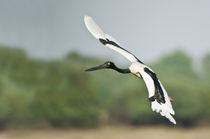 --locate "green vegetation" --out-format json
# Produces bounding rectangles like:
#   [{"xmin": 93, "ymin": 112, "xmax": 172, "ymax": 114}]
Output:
[{"xmin": 0, "ymin": 45, "xmax": 209, "ymax": 128}]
